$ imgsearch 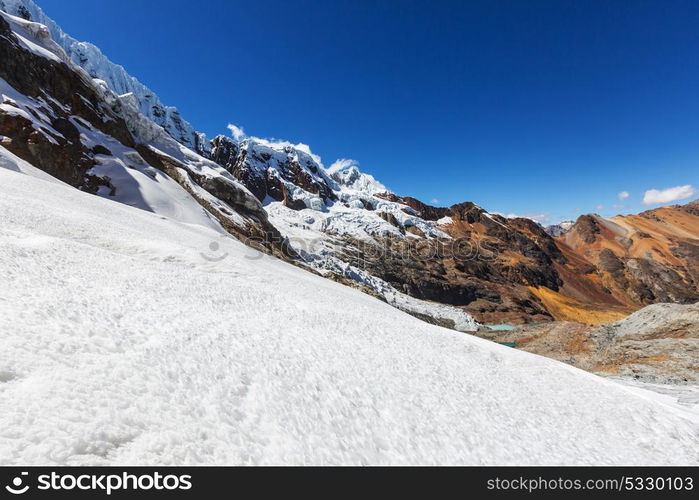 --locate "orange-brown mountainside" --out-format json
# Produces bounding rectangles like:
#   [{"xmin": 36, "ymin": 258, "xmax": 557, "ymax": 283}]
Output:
[
  {"xmin": 334, "ymin": 195, "xmax": 603, "ymax": 324},
  {"xmin": 336, "ymin": 194, "xmax": 699, "ymax": 325},
  {"xmin": 557, "ymin": 201, "xmax": 699, "ymax": 309},
  {"xmin": 200, "ymin": 133, "xmax": 697, "ymax": 325},
  {"xmin": 336, "ymin": 198, "xmax": 565, "ymax": 324}
]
